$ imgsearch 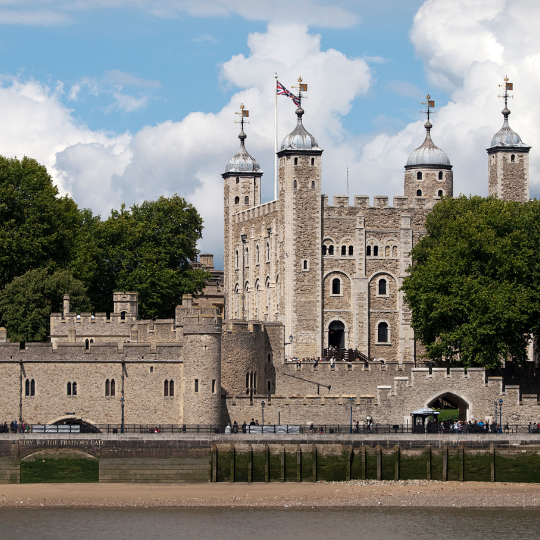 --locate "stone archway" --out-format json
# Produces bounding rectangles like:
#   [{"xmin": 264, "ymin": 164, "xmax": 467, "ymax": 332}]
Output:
[
  {"xmin": 427, "ymin": 392, "xmax": 470, "ymax": 421},
  {"xmin": 328, "ymin": 320, "xmax": 345, "ymax": 349},
  {"xmin": 48, "ymin": 417, "xmax": 101, "ymax": 433}
]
